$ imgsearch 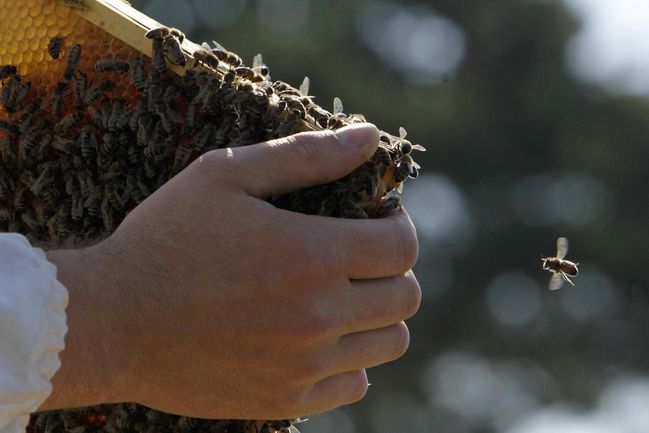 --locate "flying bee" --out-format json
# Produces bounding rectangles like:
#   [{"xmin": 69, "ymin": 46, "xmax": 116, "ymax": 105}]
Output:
[
  {"xmin": 47, "ymin": 35, "xmax": 66, "ymax": 59},
  {"xmin": 63, "ymin": 44, "xmax": 81, "ymax": 80},
  {"xmin": 94, "ymin": 59, "xmax": 130, "ymax": 74},
  {"xmin": 541, "ymin": 237, "xmax": 579, "ymax": 290},
  {"xmin": 163, "ymin": 35, "xmax": 186, "ymax": 66}
]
